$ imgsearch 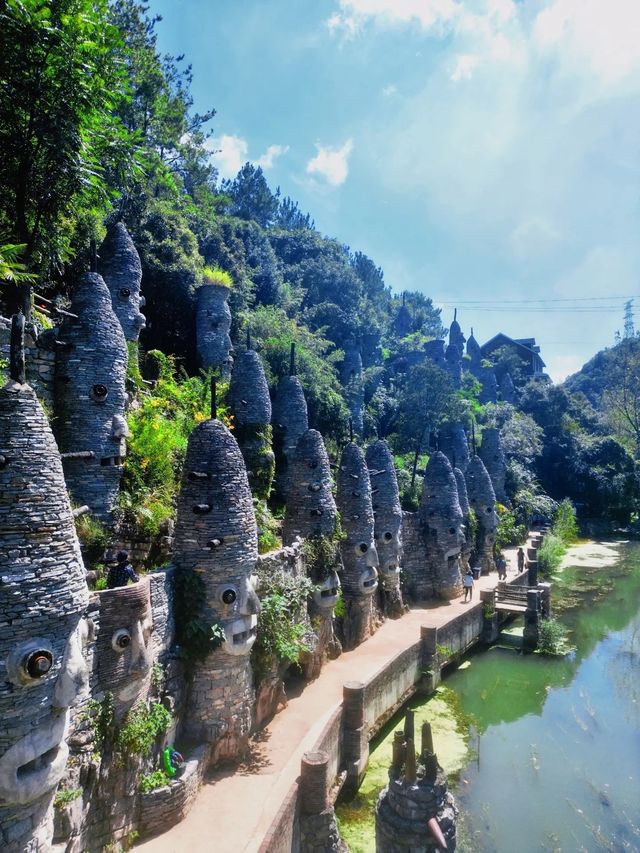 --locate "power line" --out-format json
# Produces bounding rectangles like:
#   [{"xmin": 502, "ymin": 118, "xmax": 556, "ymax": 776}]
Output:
[{"xmin": 433, "ymin": 295, "xmax": 638, "ymax": 304}]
